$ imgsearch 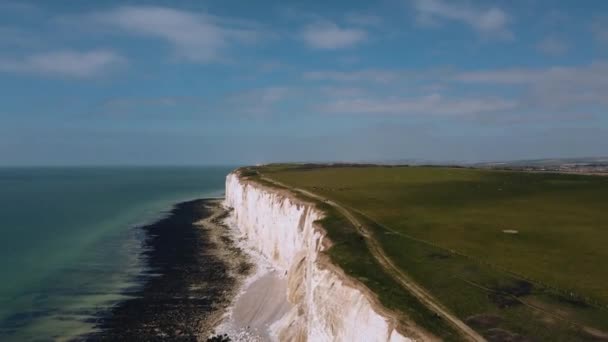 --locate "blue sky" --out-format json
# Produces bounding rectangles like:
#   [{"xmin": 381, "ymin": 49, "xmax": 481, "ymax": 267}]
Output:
[{"xmin": 1, "ymin": 0, "xmax": 608, "ymax": 165}]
